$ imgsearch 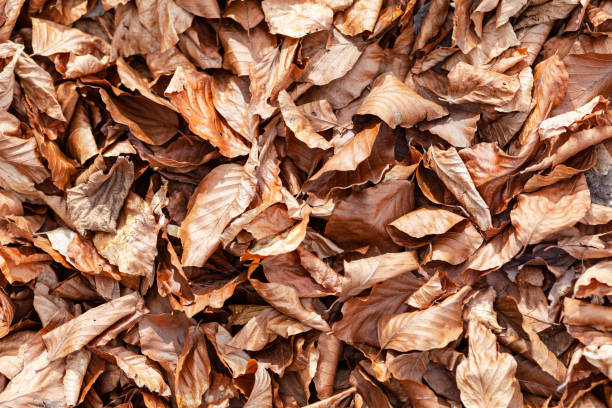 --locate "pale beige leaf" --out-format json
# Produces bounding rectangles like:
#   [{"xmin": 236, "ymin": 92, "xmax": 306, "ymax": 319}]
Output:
[
  {"xmin": 262, "ymin": 0, "xmax": 333, "ymax": 38},
  {"xmin": 93, "ymin": 192, "xmax": 158, "ymax": 280}
]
